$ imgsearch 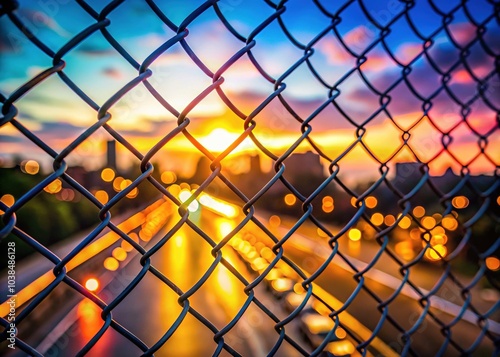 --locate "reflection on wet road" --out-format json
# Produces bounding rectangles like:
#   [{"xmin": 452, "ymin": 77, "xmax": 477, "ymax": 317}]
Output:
[{"xmin": 46, "ymin": 206, "xmax": 300, "ymax": 356}]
